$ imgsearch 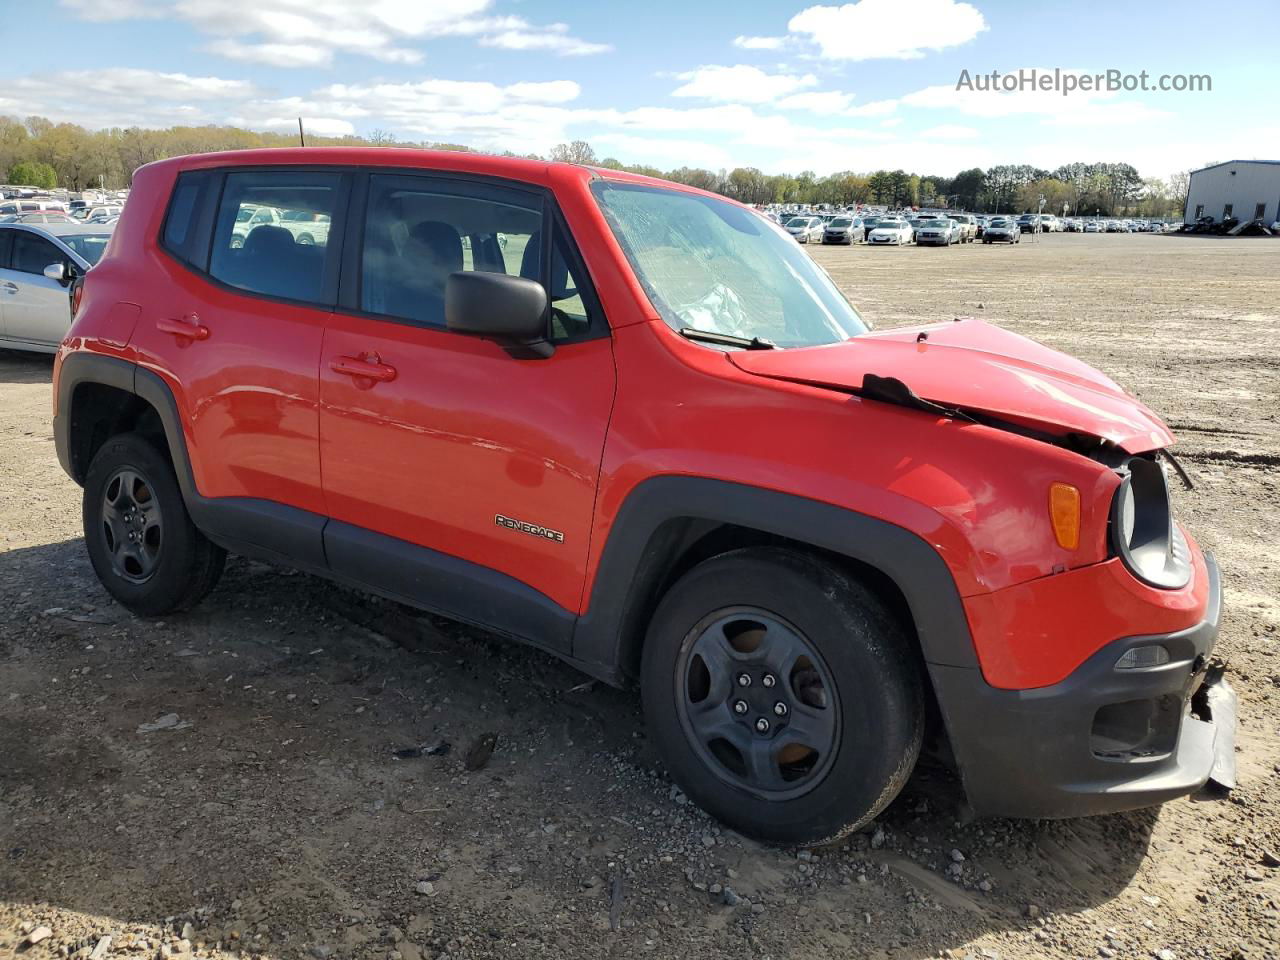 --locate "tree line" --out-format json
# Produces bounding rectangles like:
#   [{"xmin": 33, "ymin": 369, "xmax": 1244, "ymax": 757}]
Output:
[{"xmin": 1, "ymin": 117, "xmax": 1188, "ymax": 218}]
